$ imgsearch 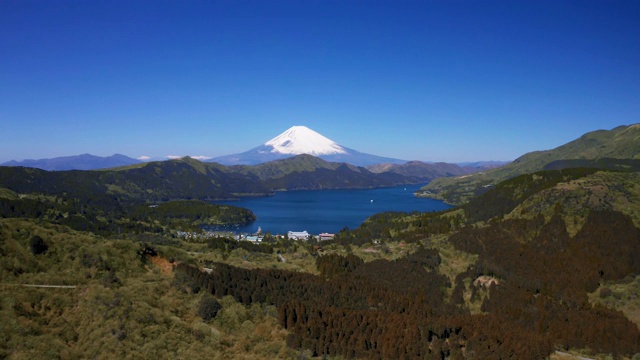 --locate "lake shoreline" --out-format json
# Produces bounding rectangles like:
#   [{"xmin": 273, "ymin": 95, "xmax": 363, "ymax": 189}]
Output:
[{"xmin": 212, "ymin": 185, "xmax": 452, "ymax": 235}]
